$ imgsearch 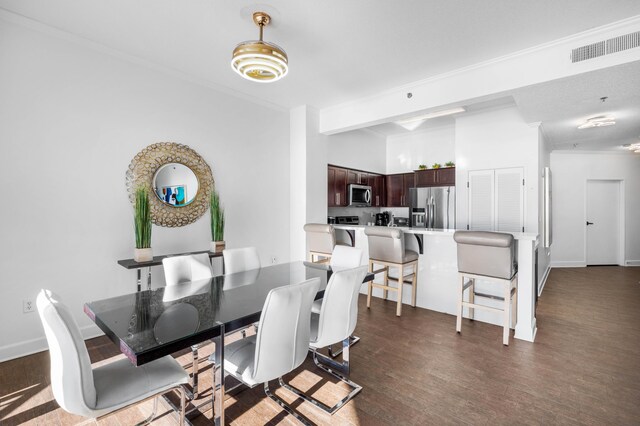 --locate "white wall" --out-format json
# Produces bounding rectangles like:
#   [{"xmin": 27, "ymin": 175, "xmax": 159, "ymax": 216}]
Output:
[
  {"xmin": 0, "ymin": 21, "xmax": 290, "ymax": 361},
  {"xmin": 290, "ymin": 106, "xmax": 329, "ymax": 261},
  {"xmin": 550, "ymin": 152, "xmax": 640, "ymax": 266},
  {"xmin": 455, "ymin": 106, "xmax": 540, "ymax": 233},
  {"xmin": 387, "ymin": 123, "xmax": 456, "ymax": 174},
  {"xmin": 327, "ymin": 129, "xmax": 386, "ymax": 174},
  {"xmin": 537, "ymin": 128, "xmax": 552, "ymax": 292}
]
